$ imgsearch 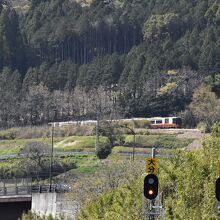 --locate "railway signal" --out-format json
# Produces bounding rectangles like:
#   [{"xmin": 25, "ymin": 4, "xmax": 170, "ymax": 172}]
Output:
[
  {"xmin": 216, "ymin": 161, "xmax": 220, "ymax": 202},
  {"xmin": 216, "ymin": 177, "xmax": 220, "ymax": 202},
  {"xmin": 144, "ymin": 174, "xmax": 158, "ymax": 200}
]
